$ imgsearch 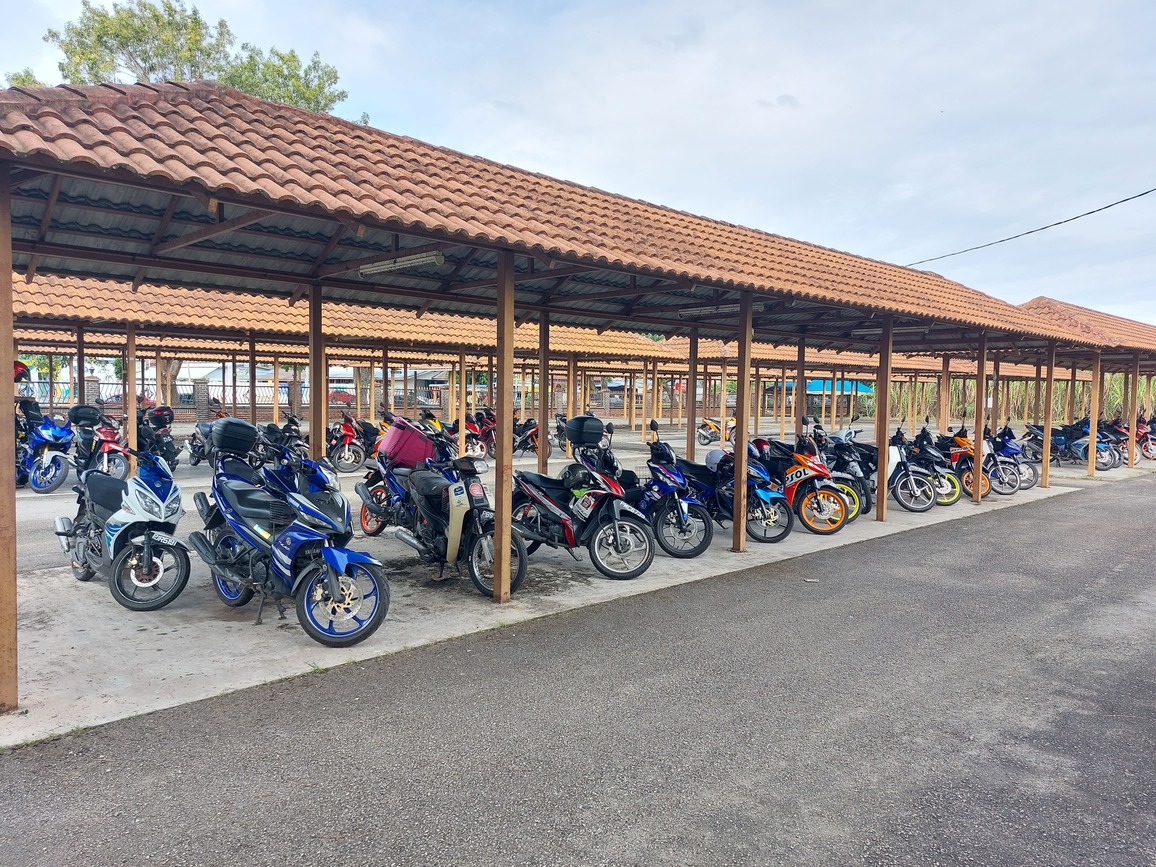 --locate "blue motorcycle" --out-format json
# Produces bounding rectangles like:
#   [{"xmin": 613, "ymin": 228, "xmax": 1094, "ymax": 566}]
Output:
[
  {"xmin": 988, "ymin": 423, "xmax": 1037, "ymax": 489},
  {"xmin": 672, "ymin": 443, "xmax": 794, "ymax": 543},
  {"xmin": 17, "ymin": 399, "xmax": 73, "ymax": 493},
  {"xmin": 188, "ymin": 418, "xmax": 390, "ymax": 648},
  {"xmin": 575, "ymin": 422, "xmax": 714, "ymax": 558}
]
